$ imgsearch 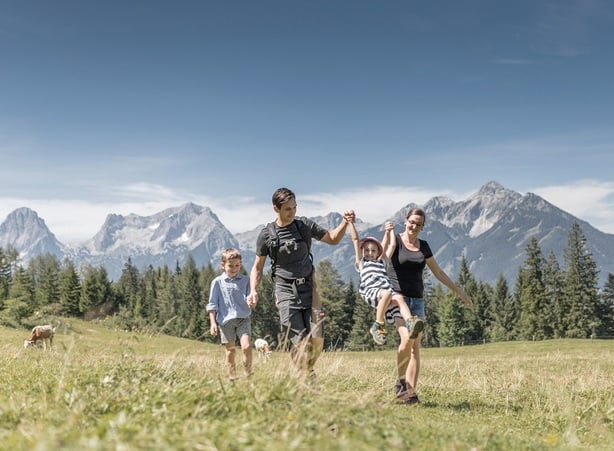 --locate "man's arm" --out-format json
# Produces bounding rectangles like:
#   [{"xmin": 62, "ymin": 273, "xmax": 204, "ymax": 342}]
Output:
[
  {"xmin": 320, "ymin": 210, "xmax": 355, "ymax": 245},
  {"xmin": 247, "ymin": 255, "xmax": 267, "ymax": 307}
]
